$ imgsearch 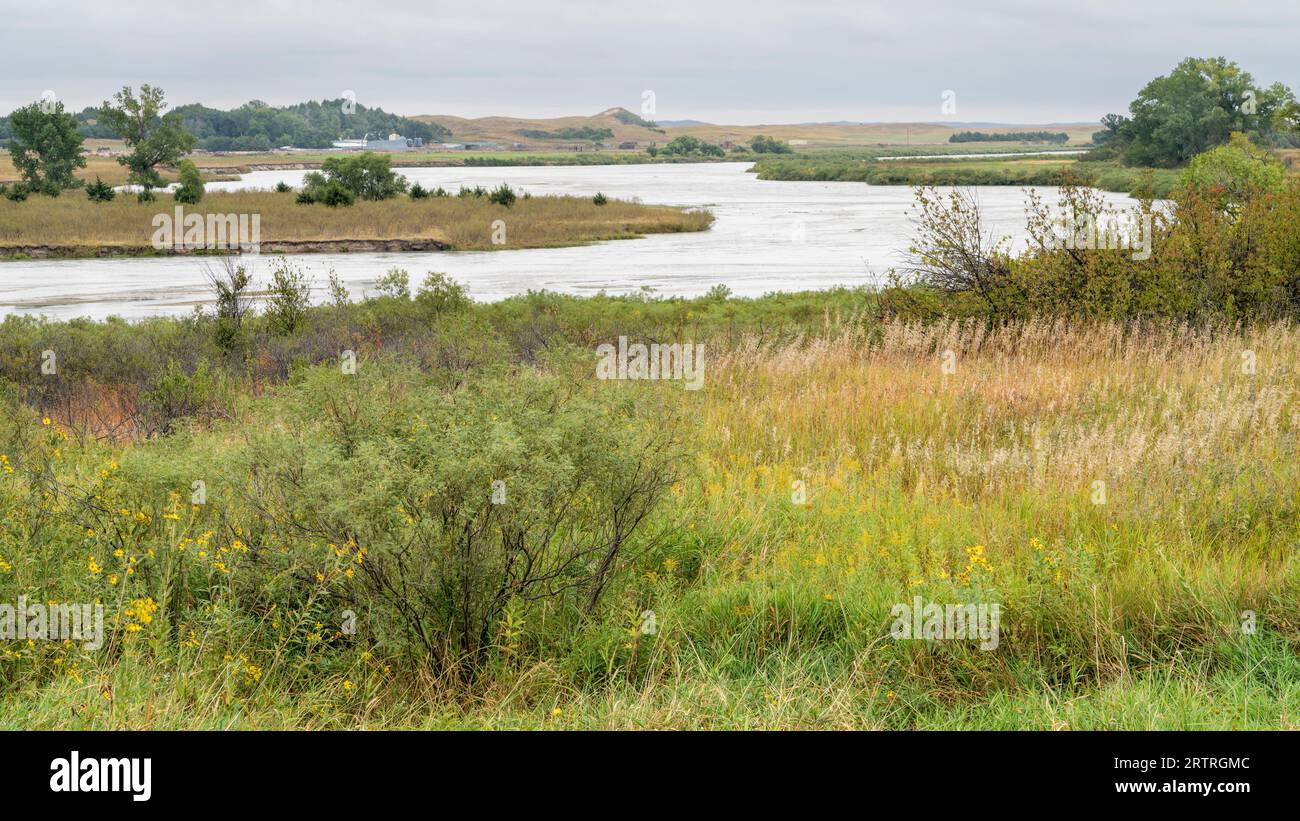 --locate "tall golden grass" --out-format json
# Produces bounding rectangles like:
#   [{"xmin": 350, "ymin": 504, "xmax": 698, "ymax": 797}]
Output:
[{"xmin": 0, "ymin": 191, "xmax": 712, "ymax": 251}]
